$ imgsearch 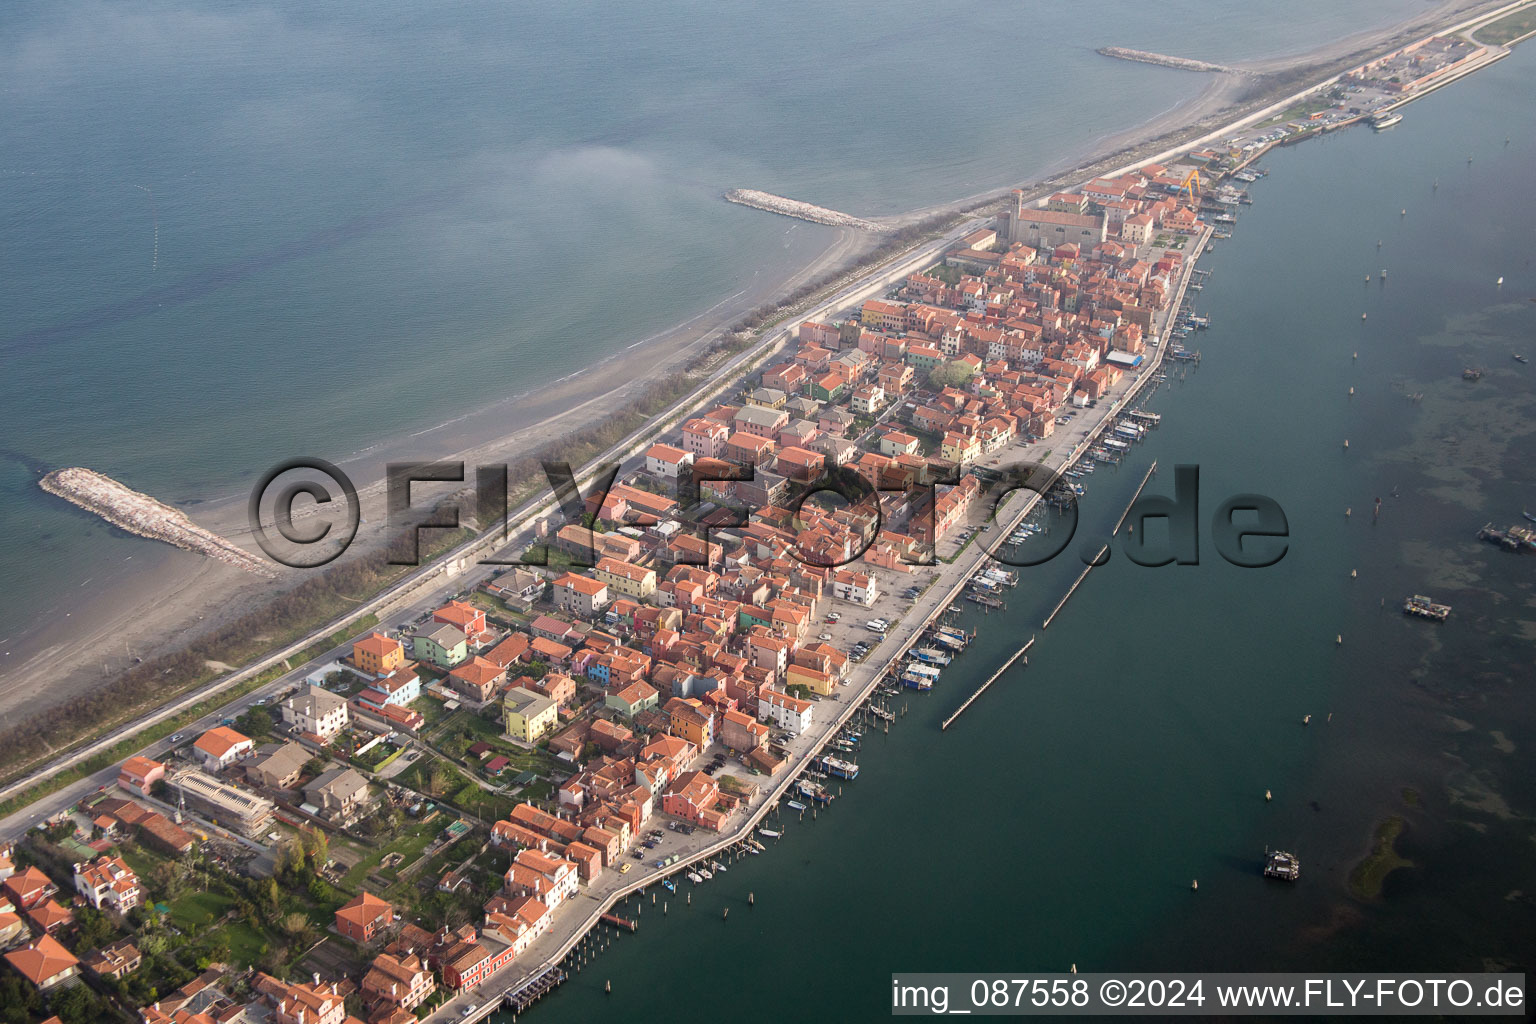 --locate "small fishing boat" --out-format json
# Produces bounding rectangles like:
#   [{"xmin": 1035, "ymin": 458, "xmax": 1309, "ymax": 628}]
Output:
[
  {"xmin": 786, "ymin": 799, "xmax": 808, "ymax": 812},
  {"xmin": 662, "ymin": 879, "xmax": 676, "ymax": 893},
  {"xmin": 687, "ymin": 871, "xmax": 703, "ymax": 884}
]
